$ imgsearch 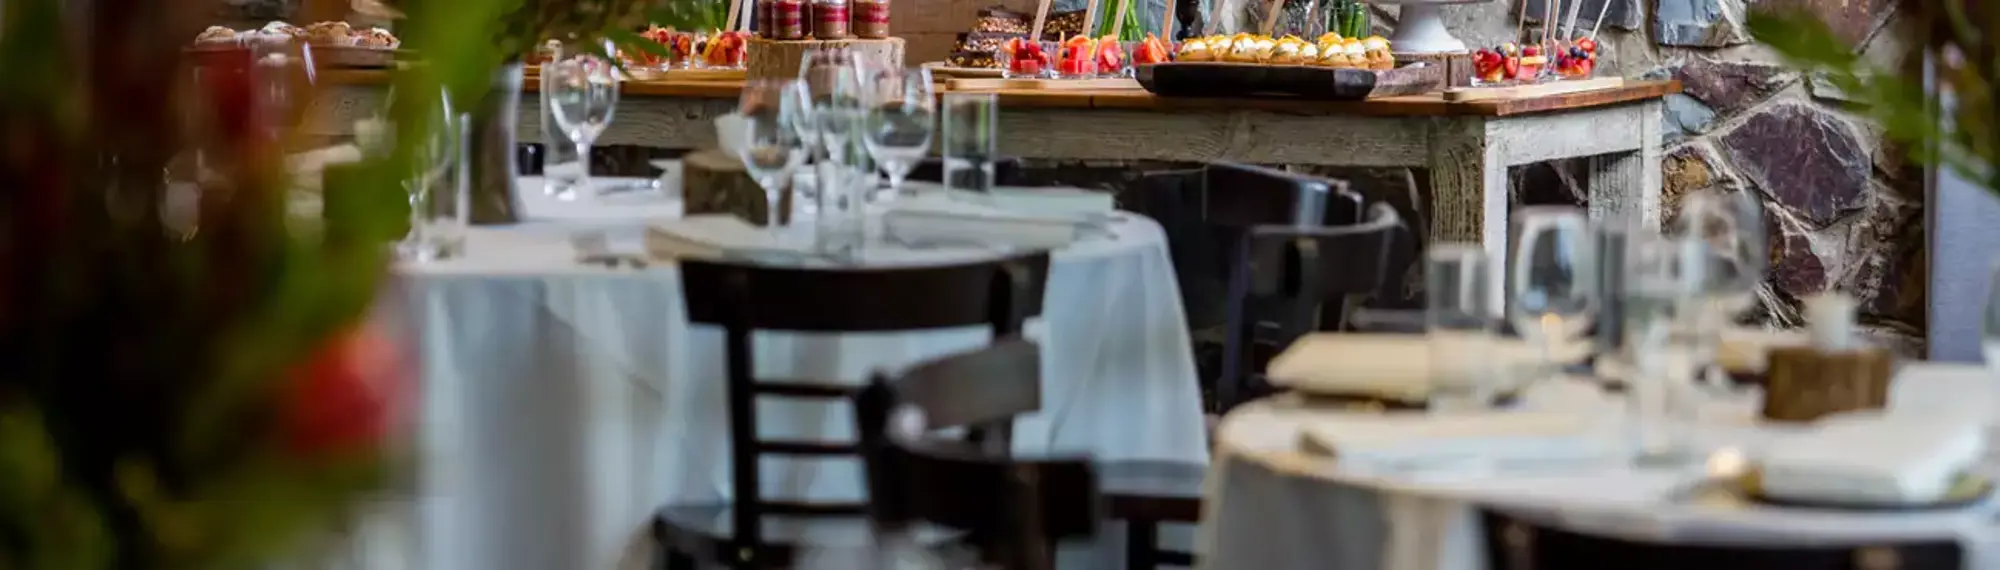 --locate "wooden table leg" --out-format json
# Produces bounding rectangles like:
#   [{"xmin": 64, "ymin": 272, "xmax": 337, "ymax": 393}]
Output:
[
  {"xmin": 1425, "ymin": 116, "xmax": 1509, "ymax": 254},
  {"xmin": 1587, "ymin": 99, "xmax": 1664, "ymax": 232}
]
